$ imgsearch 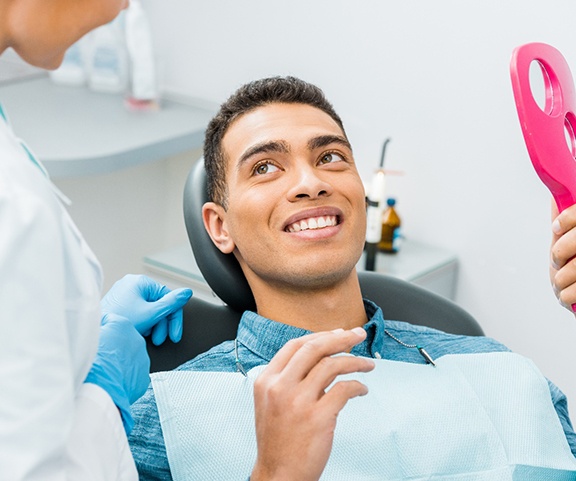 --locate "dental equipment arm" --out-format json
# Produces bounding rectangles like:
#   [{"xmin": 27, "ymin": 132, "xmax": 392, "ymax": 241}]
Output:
[{"xmin": 365, "ymin": 170, "xmax": 386, "ymax": 271}]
